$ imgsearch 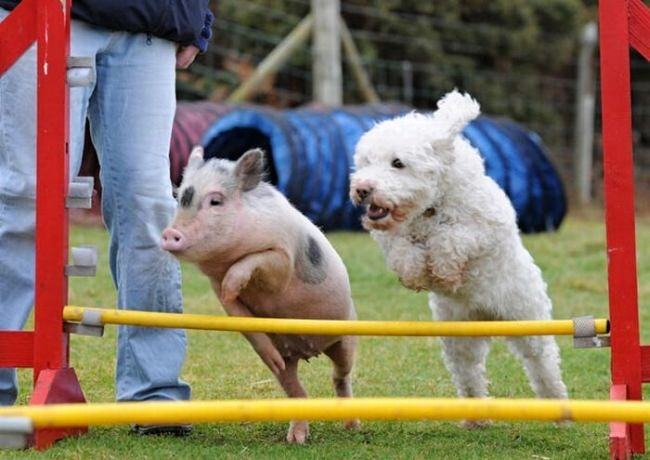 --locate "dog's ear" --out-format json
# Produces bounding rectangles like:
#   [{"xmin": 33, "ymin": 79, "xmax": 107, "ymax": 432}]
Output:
[
  {"xmin": 428, "ymin": 90, "xmax": 480, "ymax": 160},
  {"xmin": 433, "ymin": 89, "xmax": 480, "ymax": 140}
]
